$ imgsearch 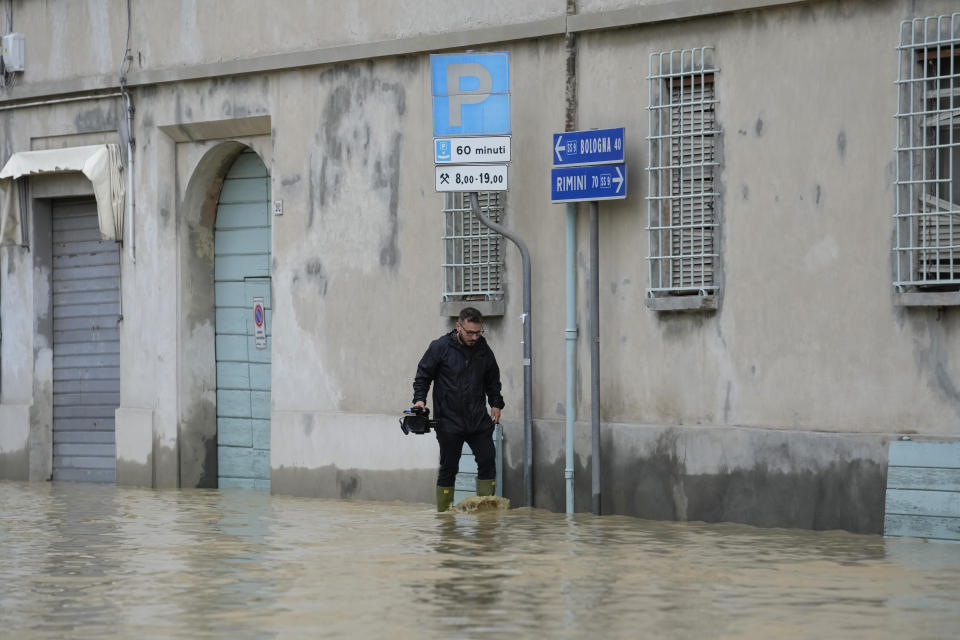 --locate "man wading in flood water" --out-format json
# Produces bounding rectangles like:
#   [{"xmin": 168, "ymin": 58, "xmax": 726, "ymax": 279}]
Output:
[{"xmin": 412, "ymin": 307, "xmax": 505, "ymax": 512}]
